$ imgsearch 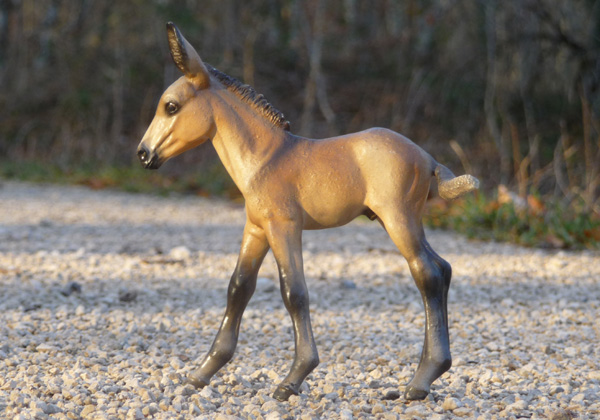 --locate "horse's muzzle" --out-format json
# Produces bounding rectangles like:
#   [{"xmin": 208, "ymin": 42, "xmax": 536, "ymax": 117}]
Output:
[{"xmin": 137, "ymin": 144, "xmax": 161, "ymax": 169}]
